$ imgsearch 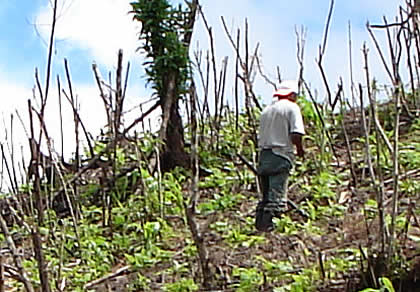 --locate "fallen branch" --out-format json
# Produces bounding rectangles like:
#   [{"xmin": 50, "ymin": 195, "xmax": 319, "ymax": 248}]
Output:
[
  {"xmin": 84, "ymin": 265, "xmax": 130, "ymax": 290},
  {"xmin": 383, "ymin": 169, "xmax": 420, "ymax": 185},
  {"xmin": 0, "ymin": 214, "xmax": 34, "ymax": 292}
]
